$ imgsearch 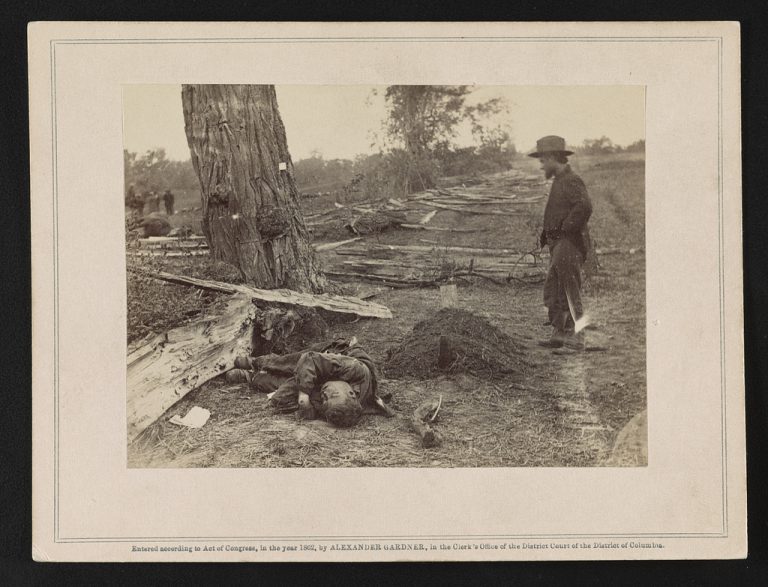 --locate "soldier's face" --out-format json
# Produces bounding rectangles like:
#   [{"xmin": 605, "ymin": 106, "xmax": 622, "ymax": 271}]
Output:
[{"xmin": 321, "ymin": 380, "xmax": 357, "ymax": 404}]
